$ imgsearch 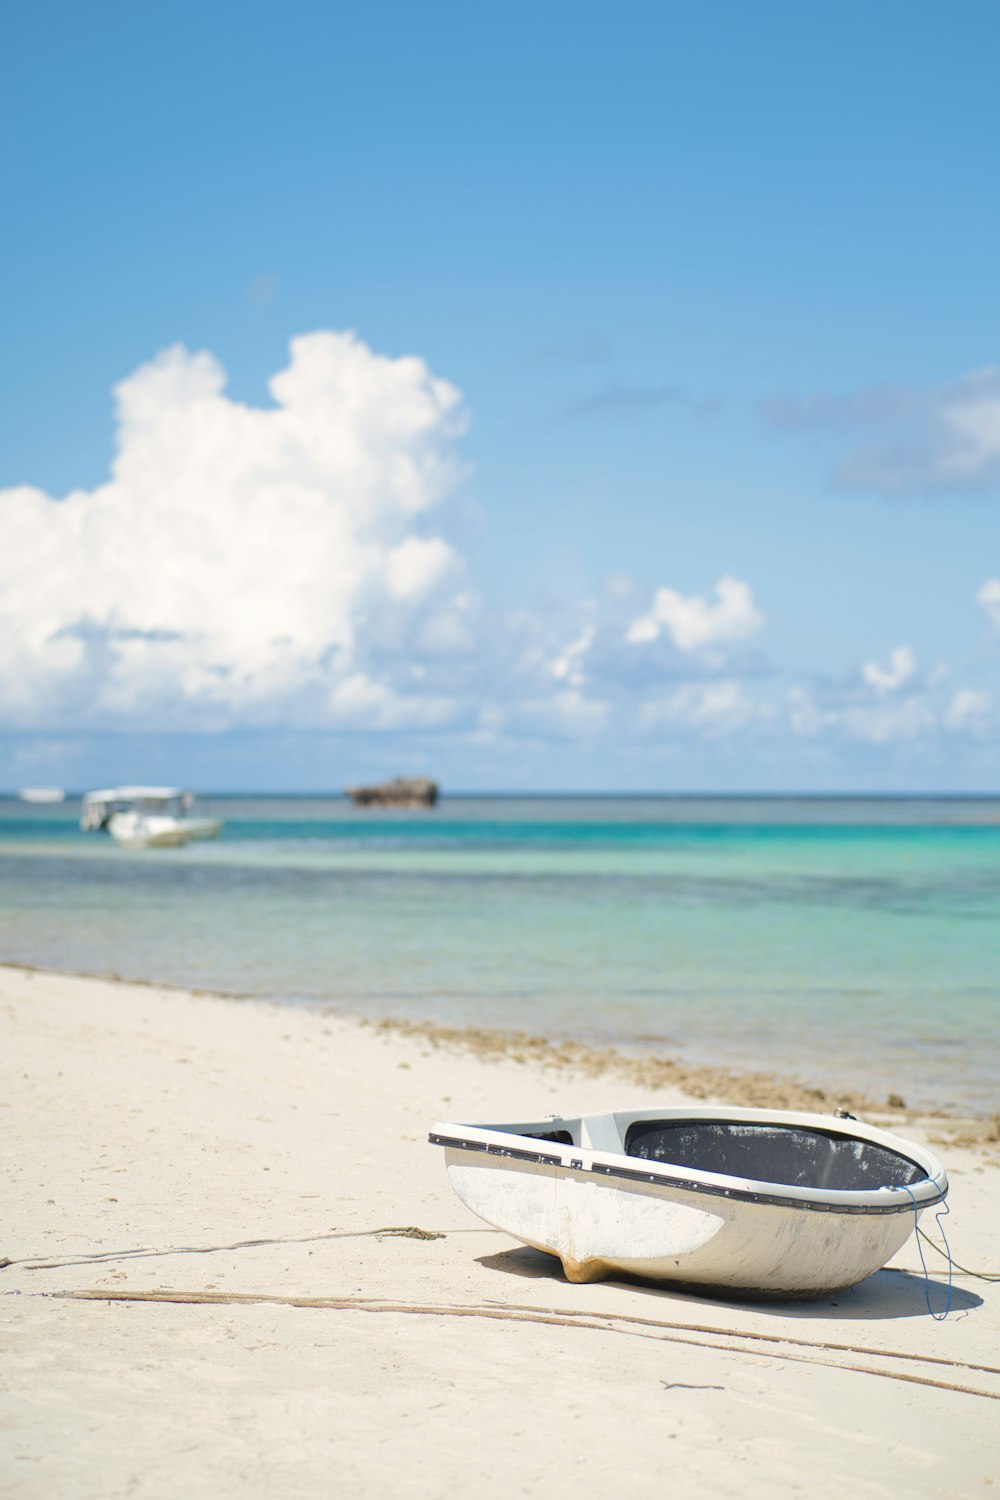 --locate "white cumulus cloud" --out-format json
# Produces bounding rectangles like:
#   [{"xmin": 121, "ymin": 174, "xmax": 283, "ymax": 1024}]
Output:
[
  {"xmin": 861, "ymin": 645, "xmax": 916, "ymax": 693},
  {"xmin": 550, "ymin": 625, "xmax": 596, "ymax": 688},
  {"xmin": 6, "ymin": 331, "xmax": 995, "ymax": 777},
  {"xmin": 976, "ymin": 578, "xmax": 1000, "ymax": 629},
  {"xmin": 626, "ymin": 576, "xmax": 763, "ymax": 652},
  {"xmin": 0, "ymin": 332, "xmax": 469, "ymax": 729},
  {"xmin": 944, "ymin": 688, "xmax": 992, "ymax": 732}
]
